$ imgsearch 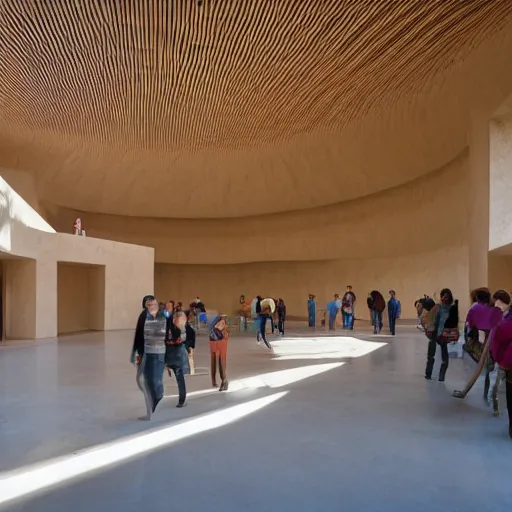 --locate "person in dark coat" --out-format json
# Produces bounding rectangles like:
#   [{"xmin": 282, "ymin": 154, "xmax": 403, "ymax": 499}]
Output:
[
  {"xmin": 277, "ymin": 298, "xmax": 286, "ymax": 336},
  {"xmin": 368, "ymin": 290, "xmax": 385, "ymax": 334},
  {"xmin": 165, "ymin": 311, "xmax": 190, "ymax": 408},
  {"xmin": 387, "ymin": 290, "xmax": 401, "ymax": 336},
  {"xmin": 131, "ymin": 295, "xmax": 167, "ymax": 420}
]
